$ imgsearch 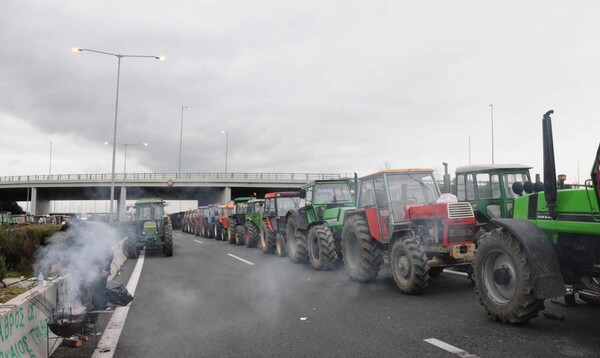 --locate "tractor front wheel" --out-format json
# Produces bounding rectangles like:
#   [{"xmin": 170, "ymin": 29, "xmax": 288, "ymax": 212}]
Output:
[
  {"xmin": 307, "ymin": 225, "xmax": 336, "ymax": 270},
  {"xmin": 341, "ymin": 215, "xmax": 383, "ymax": 282},
  {"xmin": 235, "ymin": 225, "xmax": 245, "ymax": 246},
  {"xmin": 245, "ymin": 222, "xmax": 259, "ymax": 248},
  {"xmin": 214, "ymin": 222, "xmax": 224, "ymax": 241},
  {"xmin": 287, "ymin": 217, "xmax": 308, "ymax": 263},
  {"xmin": 473, "ymin": 228, "xmax": 544, "ymax": 323},
  {"xmin": 261, "ymin": 221, "xmax": 275, "ymax": 254},
  {"xmin": 390, "ymin": 236, "xmax": 429, "ymax": 294},
  {"xmin": 163, "ymin": 225, "xmax": 173, "ymax": 257},
  {"xmin": 228, "ymin": 219, "xmax": 237, "ymax": 244}
]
